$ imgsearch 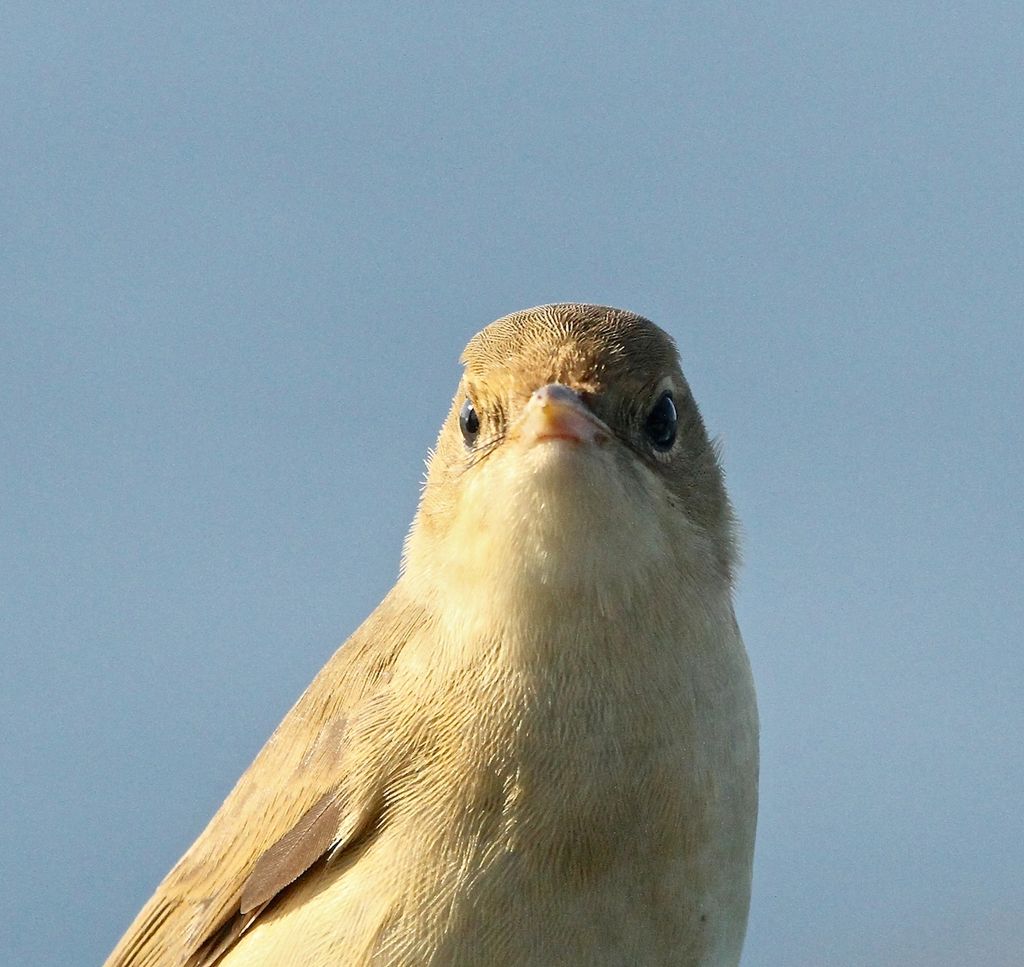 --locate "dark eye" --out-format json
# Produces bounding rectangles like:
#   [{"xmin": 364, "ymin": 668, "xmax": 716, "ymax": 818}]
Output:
[
  {"xmin": 644, "ymin": 391, "xmax": 677, "ymax": 452},
  {"xmin": 459, "ymin": 398, "xmax": 480, "ymax": 446}
]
